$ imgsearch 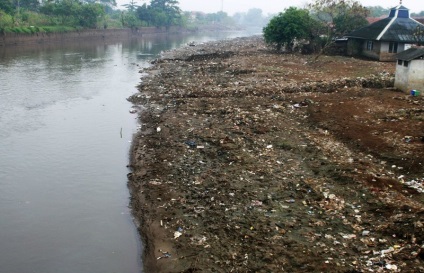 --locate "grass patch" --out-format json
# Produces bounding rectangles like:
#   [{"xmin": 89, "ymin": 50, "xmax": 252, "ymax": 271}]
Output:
[{"xmin": 1, "ymin": 26, "xmax": 78, "ymax": 34}]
